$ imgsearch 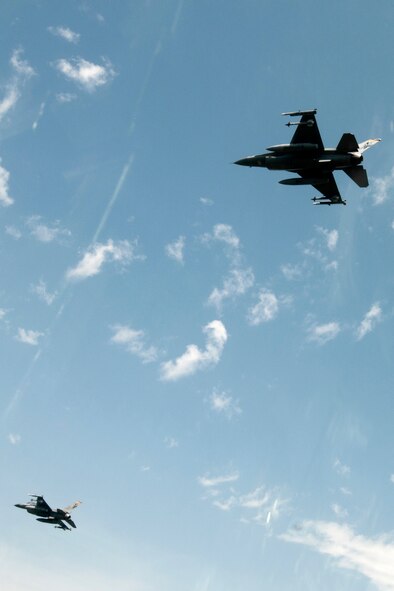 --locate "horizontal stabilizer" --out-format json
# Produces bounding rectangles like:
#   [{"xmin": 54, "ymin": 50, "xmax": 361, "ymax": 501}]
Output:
[
  {"xmin": 282, "ymin": 109, "xmax": 317, "ymax": 117},
  {"xmin": 344, "ymin": 166, "xmax": 368, "ymax": 187},
  {"xmin": 336, "ymin": 133, "xmax": 359, "ymax": 153}
]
